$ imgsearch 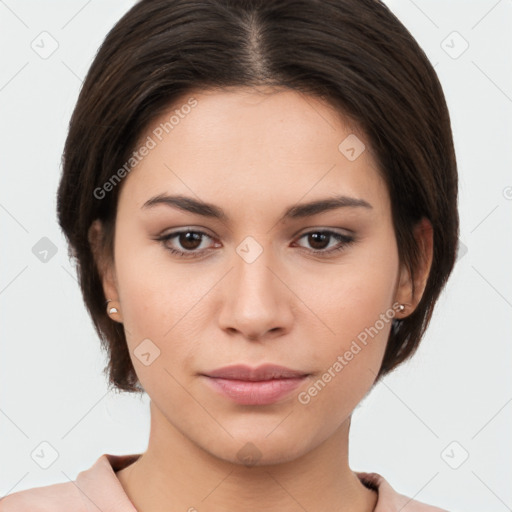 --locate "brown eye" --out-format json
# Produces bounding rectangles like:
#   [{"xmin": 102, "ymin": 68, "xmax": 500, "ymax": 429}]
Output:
[
  {"xmin": 295, "ymin": 230, "xmax": 355, "ymax": 255},
  {"xmin": 157, "ymin": 229, "xmax": 217, "ymax": 258},
  {"xmin": 307, "ymin": 232, "xmax": 330, "ymax": 250},
  {"xmin": 177, "ymin": 231, "xmax": 203, "ymax": 250}
]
